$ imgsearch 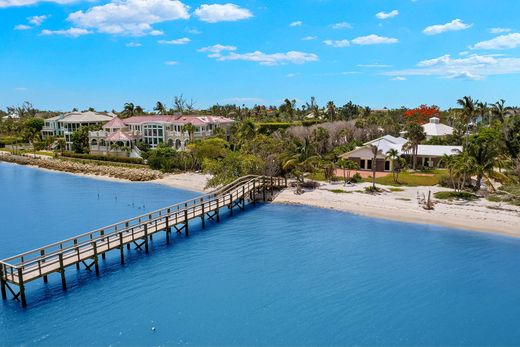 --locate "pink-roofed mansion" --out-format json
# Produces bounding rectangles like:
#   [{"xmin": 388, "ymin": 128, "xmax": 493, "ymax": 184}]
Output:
[{"xmin": 89, "ymin": 115, "xmax": 234, "ymax": 157}]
